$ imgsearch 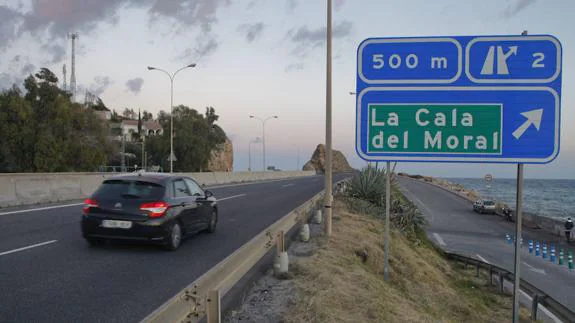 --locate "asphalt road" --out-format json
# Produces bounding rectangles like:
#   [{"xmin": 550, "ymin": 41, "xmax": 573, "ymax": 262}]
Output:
[
  {"xmin": 398, "ymin": 176, "xmax": 575, "ymax": 311},
  {"xmin": 0, "ymin": 174, "xmax": 350, "ymax": 323}
]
